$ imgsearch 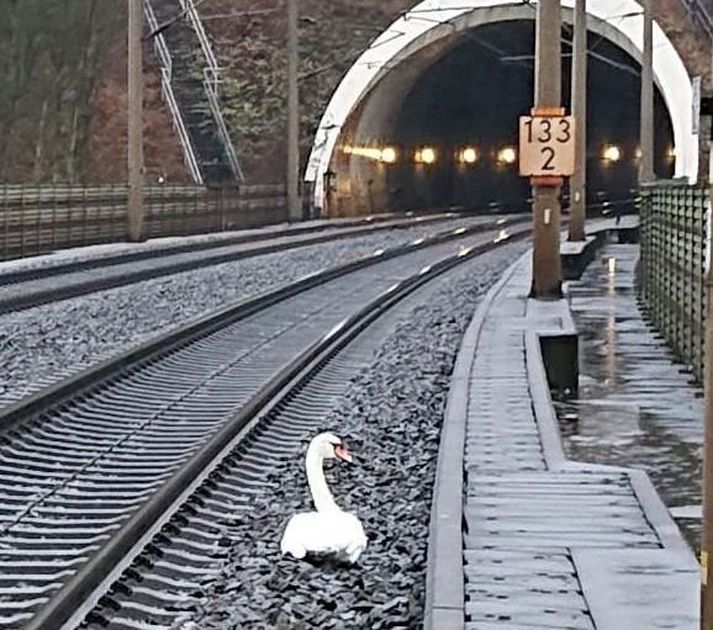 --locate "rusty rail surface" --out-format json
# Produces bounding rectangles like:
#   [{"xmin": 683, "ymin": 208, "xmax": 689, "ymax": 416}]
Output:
[
  {"xmin": 639, "ymin": 183, "xmax": 708, "ymax": 381},
  {"xmin": 0, "ymin": 183, "xmax": 286, "ymax": 261}
]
